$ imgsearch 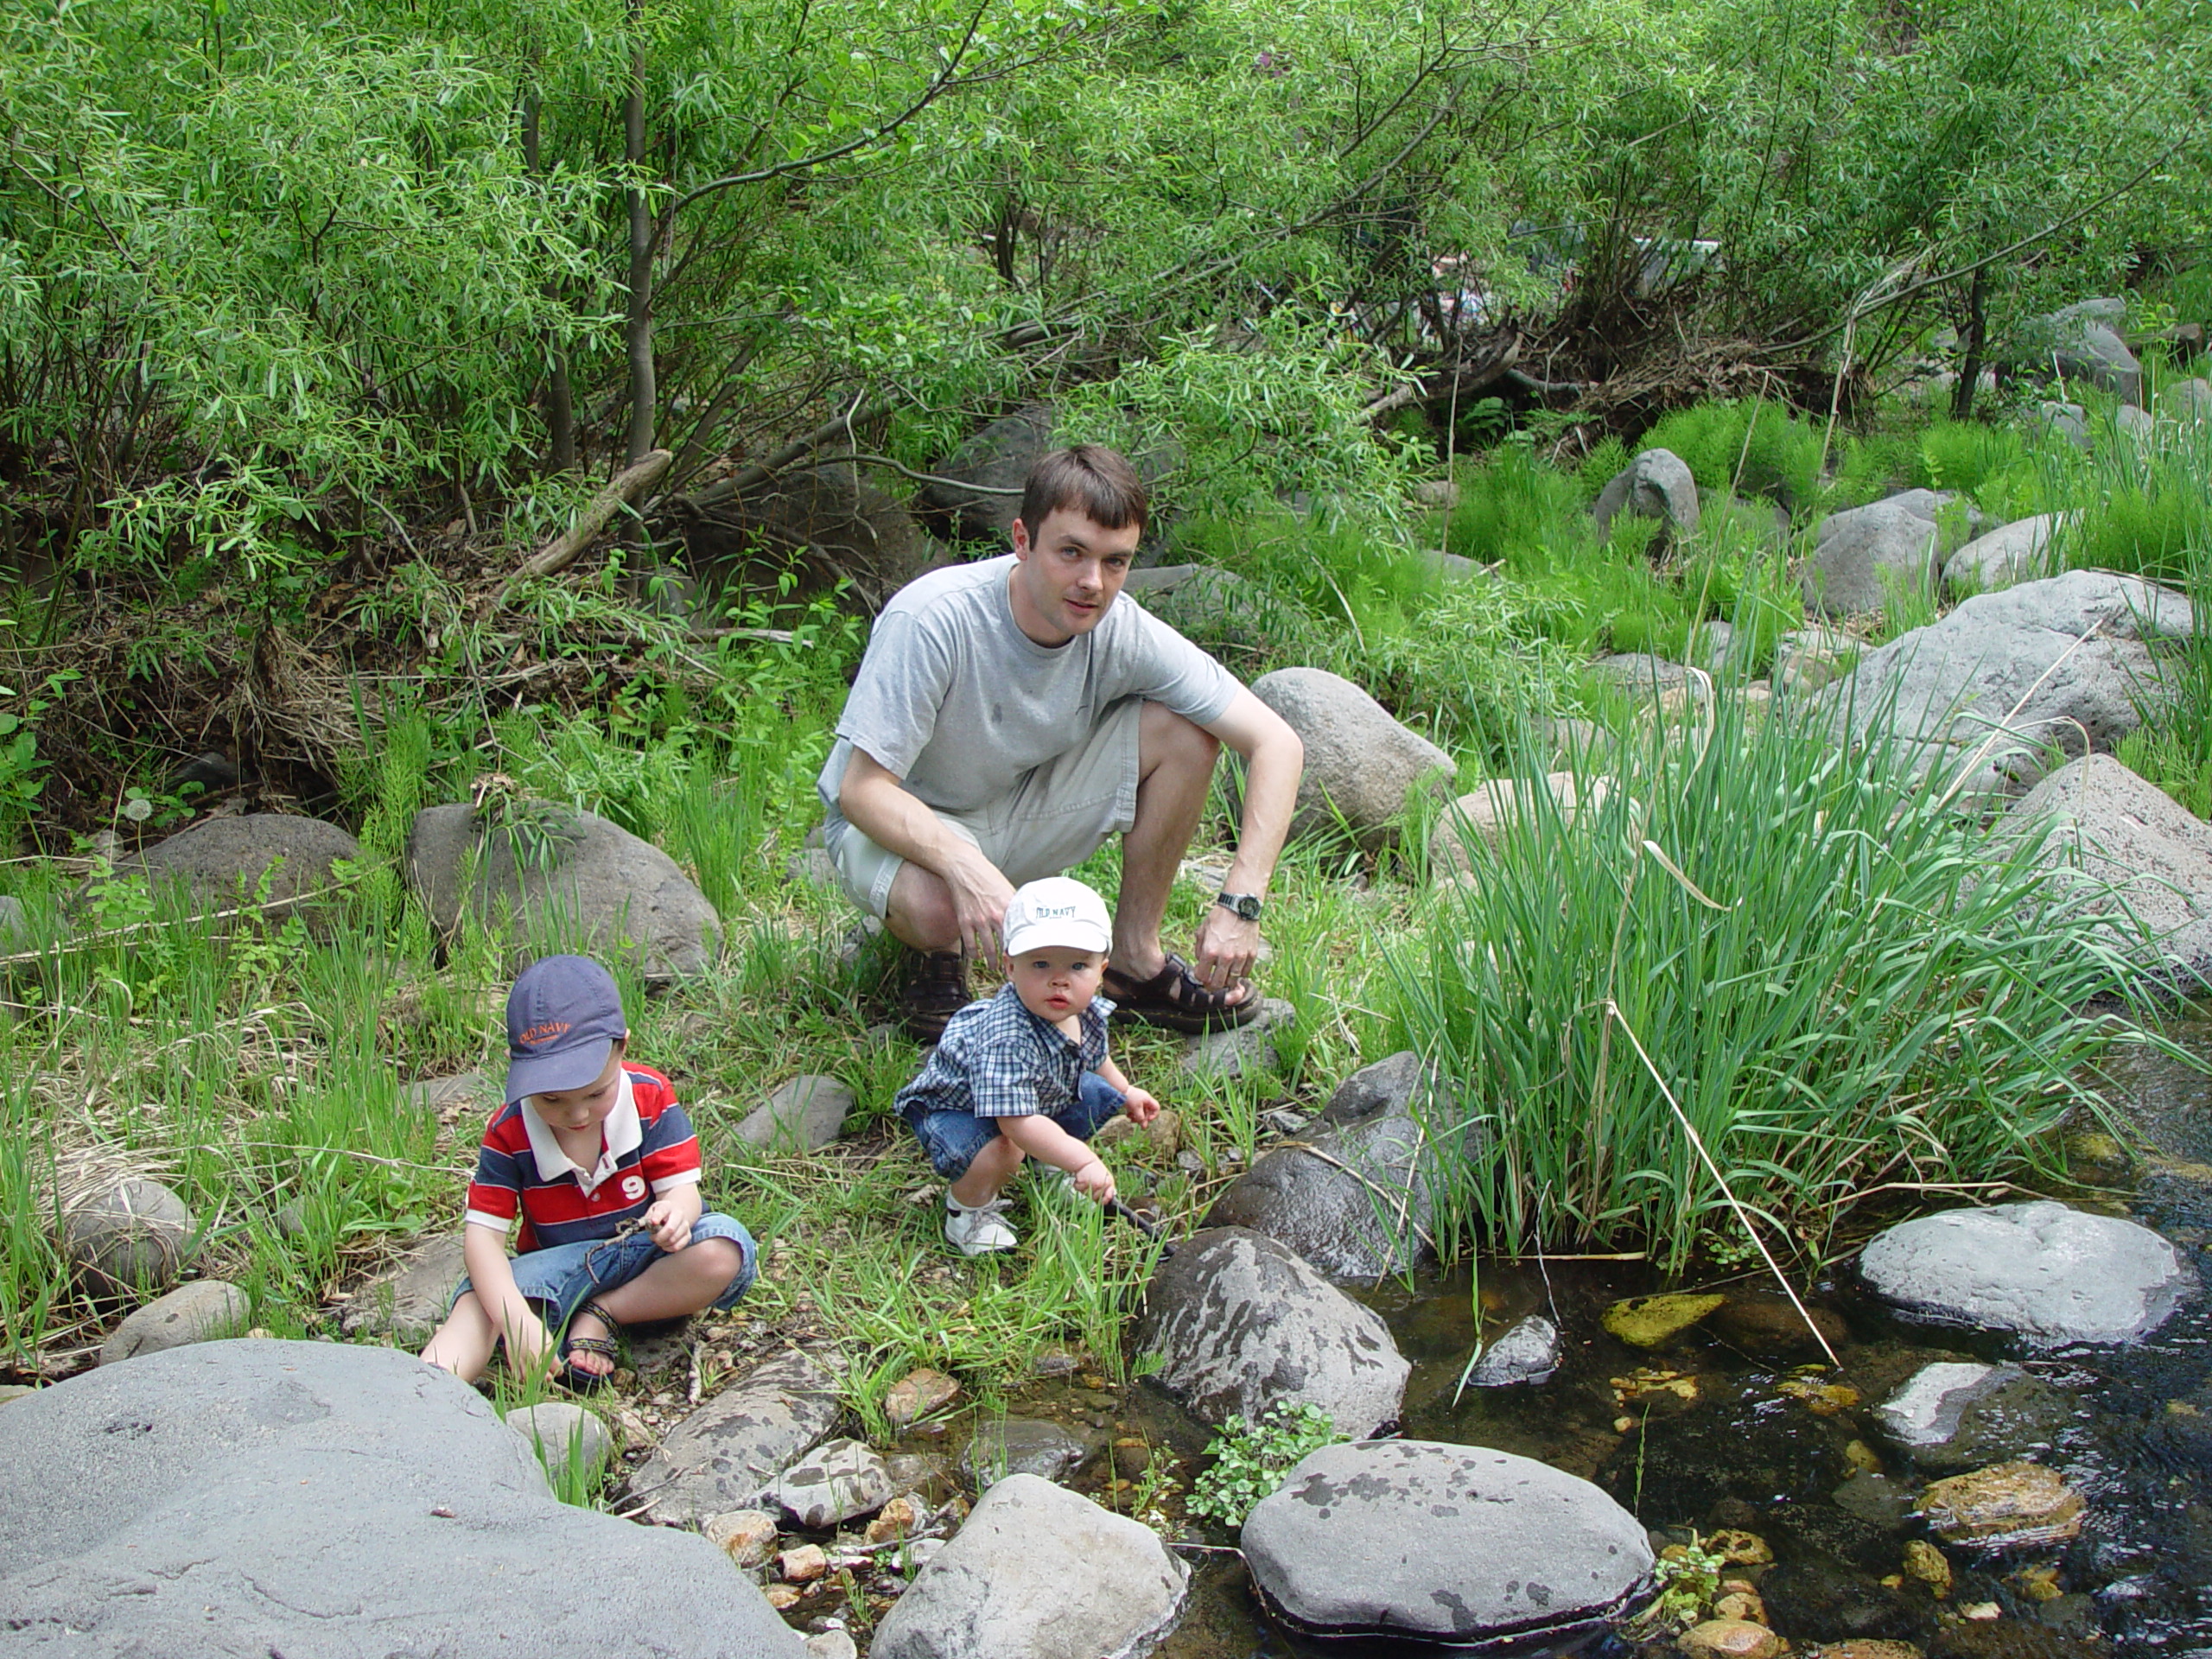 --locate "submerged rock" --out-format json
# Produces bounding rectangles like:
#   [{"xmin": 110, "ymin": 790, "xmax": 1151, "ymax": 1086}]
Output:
[
  {"xmin": 1761, "ymin": 1554, "xmax": 1933, "ymax": 1645},
  {"xmin": 1874, "ymin": 1362, "xmax": 2072, "ymax": 1471},
  {"xmin": 1604, "ymin": 1293, "xmax": 1725, "ymax": 1348},
  {"xmin": 962, "ymin": 1418, "xmax": 1093, "ymax": 1489},
  {"xmin": 1858, "ymin": 1200, "xmax": 2190, "ymax": 1344},
  {"xmin": 870, "ymin": 1473, "xmax": 1187, "ymax": 1659},
  {"xmin": 1919, "ymin": 1461, "xmax": 2083, "ymax": 1548},
  {"xmin": 884, "ymin": 1367, "xmax": 960, "ymax": 1429},
  {"xmin": 1240, "ymin": 1440, "xmax": 1654, "ymax": 1649},
  {"xmin": 1135, "ymin": 1228, "xmax": 1408, "ymax": 1438},
  {"xmin": 1467, "ymin": 1314, "xmax": 1562, "ymax": 1388}
]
